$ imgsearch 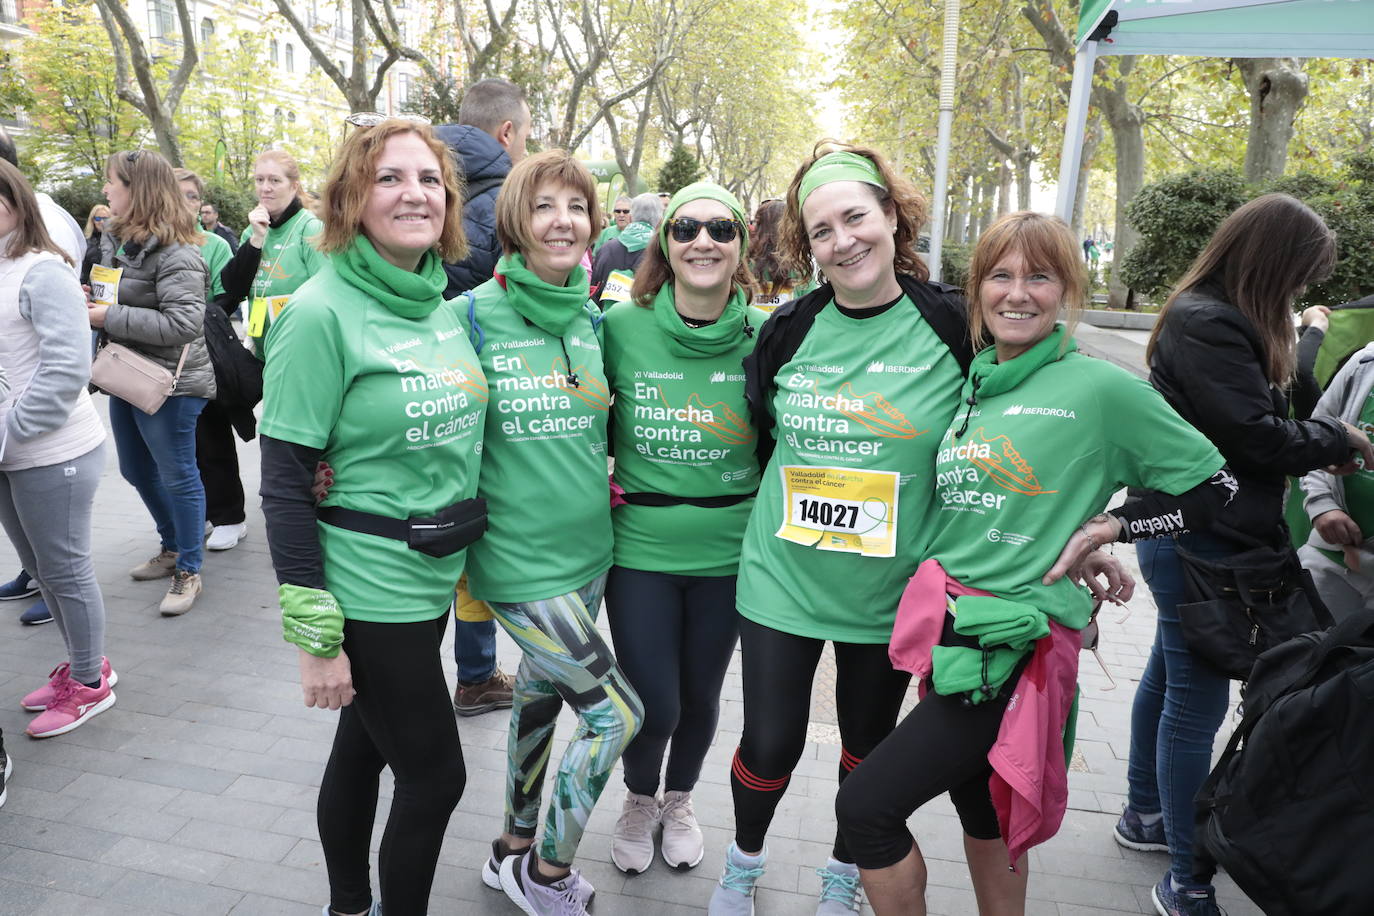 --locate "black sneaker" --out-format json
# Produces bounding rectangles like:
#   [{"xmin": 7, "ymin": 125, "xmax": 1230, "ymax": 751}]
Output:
[
  {"xmin": 0, "ymin": 731, "xmax": 11, "ymax": 809},
  {"xmin": 0, "ymin": 570, "xmax": 38, "ymax": 601},
  {"xmin": 1152, "ymin": 874, "xmax": 1226, "ymax": 916}
]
